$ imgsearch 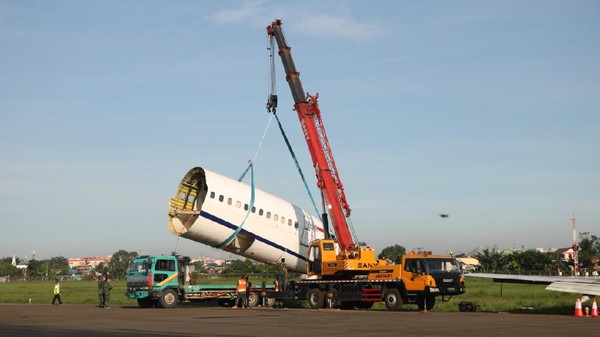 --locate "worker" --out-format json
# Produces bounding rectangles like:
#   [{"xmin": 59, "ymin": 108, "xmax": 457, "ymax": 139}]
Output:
[
  {"xmin": 102, "ymin": 277, "xmax": 113, "ymax": 309},
  {"xmin": 245, "ymin": 276, "xmax": 251, "ymax": 308},
  {"xmin": 97, "ymin": 275, "xmax": 105, "ymax": 307},
  {"xmin": 52, "ymin": 279, "xmax": 62, "ymax": 305},
  {"xmin": 233, "ymin": 275, "xmax": 247, "ymax": 308}
]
